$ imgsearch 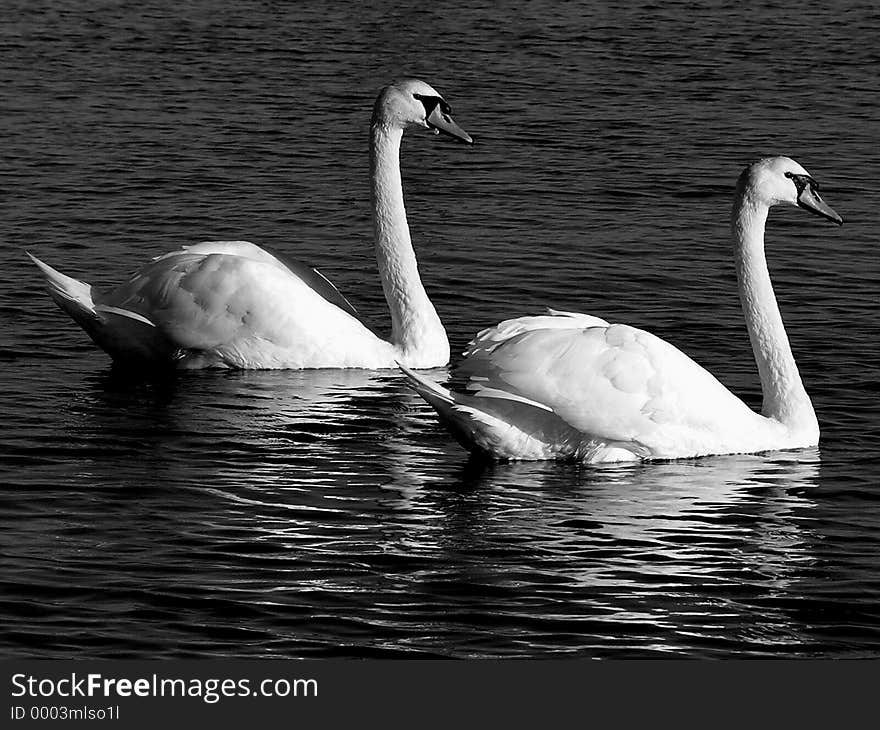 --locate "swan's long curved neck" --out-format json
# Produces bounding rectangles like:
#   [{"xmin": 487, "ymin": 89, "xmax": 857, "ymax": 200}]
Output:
[
  {"xmin": 370, "ymin": 122, "xmax": 448, "ymax": 363},
  {"xmin": 732, "ymin": 191, "xmax": 816, "ymax": 434}
]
